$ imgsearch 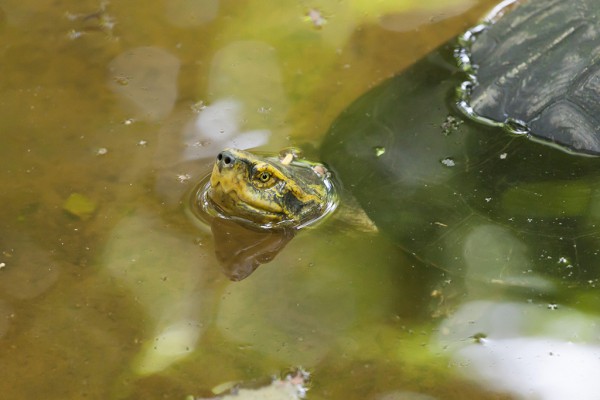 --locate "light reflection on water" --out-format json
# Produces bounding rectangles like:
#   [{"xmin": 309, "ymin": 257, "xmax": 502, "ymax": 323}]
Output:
[
  {"xmin": 436, "ymin": 301, "xmax": 600, "ymax": 400},
  {"xmin": 2, "ymin": 0, "xmax": 594, "ymax": 399}
]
